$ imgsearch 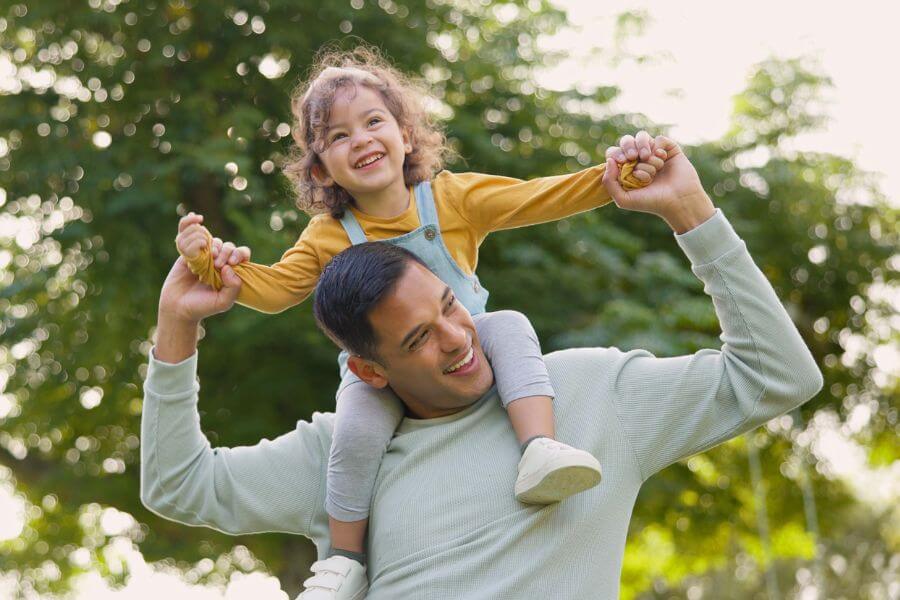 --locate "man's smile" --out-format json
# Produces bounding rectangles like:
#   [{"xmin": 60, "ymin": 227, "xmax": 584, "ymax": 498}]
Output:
[{"xmin": 443, "ymin": 346, "xmax": 476, "ymax": 375}]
